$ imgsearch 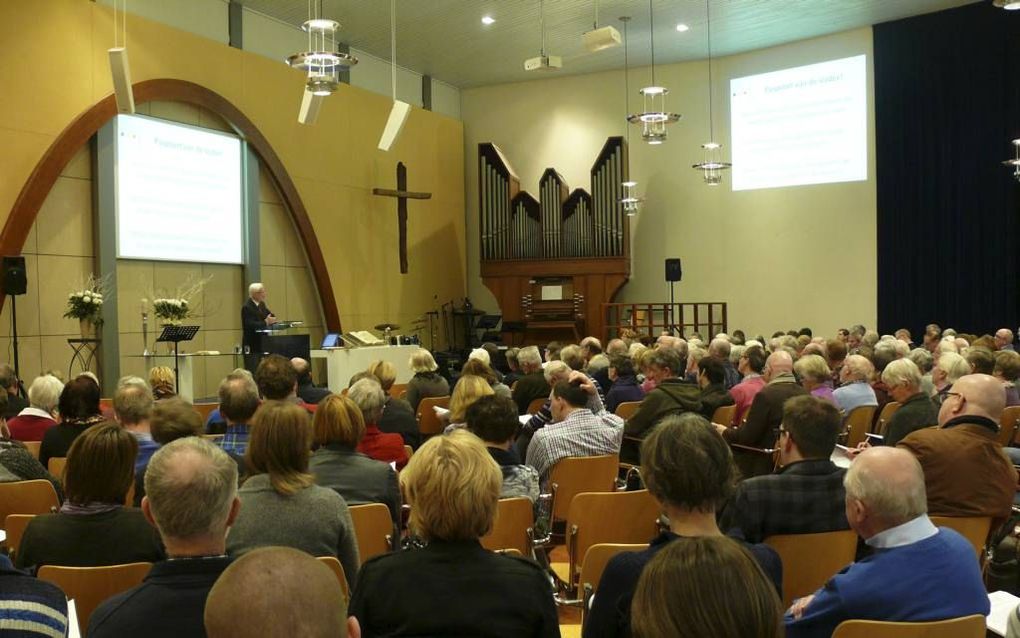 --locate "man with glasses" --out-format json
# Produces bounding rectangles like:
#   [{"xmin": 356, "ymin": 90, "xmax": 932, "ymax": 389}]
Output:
[{"xmin": 897, "ymin": 373, "xmax": 1016, "ymax": 521}]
